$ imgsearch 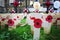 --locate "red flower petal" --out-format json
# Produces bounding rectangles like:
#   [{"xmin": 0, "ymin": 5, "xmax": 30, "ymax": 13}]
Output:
[
  {"xmin": 1, "ymin": 18, "xmax": 6, "ymax": 21},
  {"xmin": 35, "ymin": 9, "xmax": 39, "ymax": 13},
  {"xmin": 11, "ymin": 10, "xmax": 15, "ymax": 13},
  {"xmin": 34, "ymin": 19, "xmax": 42, "ymax": 28},
  {"xmin": 57, "ymin": 18, "xmax": 60, "ymax": 20},
  {"xmin": 30, "ymin": 17, "xmax": 36, "ymax": 20},
  {"xmin": 7, "ymin": 19, "xmax": 14, "ymax": 26},
  {"xmin": 13, "ymin": 1, "xmax": 19, "ymax": 7},
  {"xmin": 17, "ymin": 16, "xmax": 19, "ymax": 18},
  {"xmin": 14, "ymin": 18, "xmax": 16, "ymax": 21},
  {"xmin": 50, "ymin": 9, "xmax": 54, "ymax": 13},
  {"xmin": 23, "ymin": 8, "xmax": 28, "ymax": 13},
  {"xmin": 46, "ymin": 15, "xmax": 53, "ymax": 23}
]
